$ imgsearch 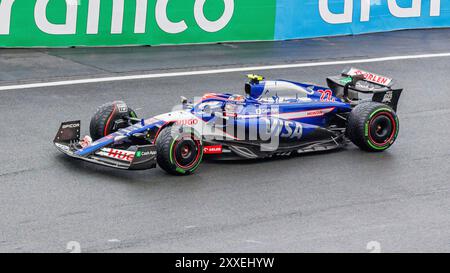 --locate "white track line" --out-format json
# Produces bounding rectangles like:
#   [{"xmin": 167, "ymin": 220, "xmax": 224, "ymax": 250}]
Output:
[{"xmin": 1, "ymin": 52, "xmax": 450, "ymax": 91}]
